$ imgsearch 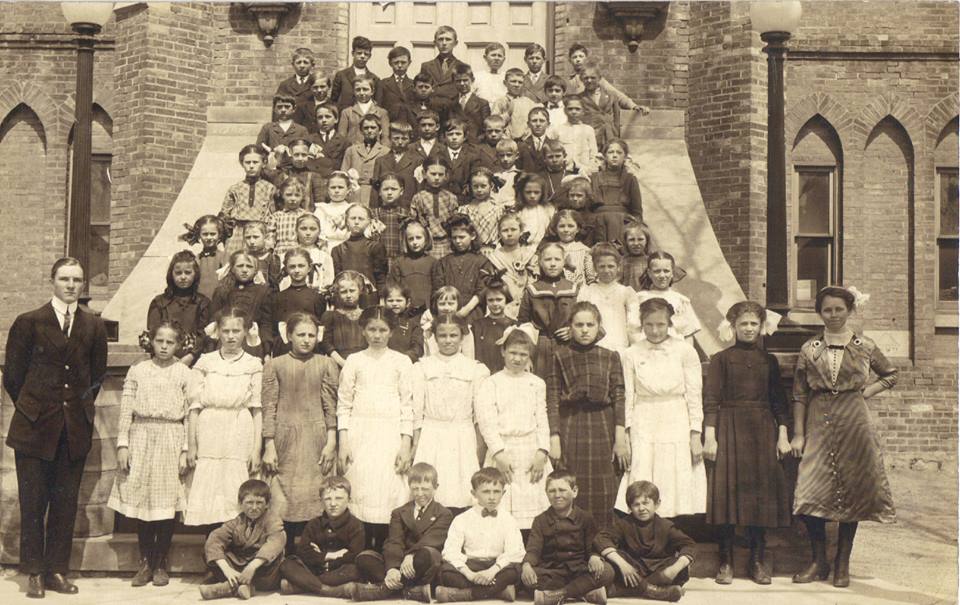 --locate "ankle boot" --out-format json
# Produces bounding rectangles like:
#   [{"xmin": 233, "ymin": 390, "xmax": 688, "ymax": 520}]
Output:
[
  {"xmin": 199, "ymin": 581, "xmax": 236, "ymax": 600},
  {"xmin": 236, "ymin": 584, "xmax": 254, "ymax": 600},
  {"xmin": 402, "ymin": 584, "xmax": 432, "ymax": 603},
  {"xmin": 793, "ymin": 517, "xmax": 830, "ymax": 583},
  {"xmin": 435, "ymin": 586, "xmax": 475, "ymax": 602},
  {"xmin": 130, "ymin": 556, "xmax": 153, "ymax": 587},
  {"xmin": 641, "ymin": 584, "xmax": 684, "ymax": 602},
  {"xmin": 279, "ymin": 579, "xmax": 301, "ymax": 595},
  {"xmin": 833, "ymin": 522, "xmax": 857, "ymax": 588},
  {"xmin": 499, "ymin": 585, "xmax": 516, "ymax": 602},
  {"xmin": 152, "ymin": 555, "xmax": 170, "ymax": 586},
  {"xmin": 317, "ymin": 582, "xmax": 358, "ymax": 599},
  {"xmin": 715, "ymin": 526, "xmax": 734, "ymax": 584},
  {"xmin": 748, "ymin": 528, "xmax": 771, "ymax": 585},
  {"xmin": 583, "ymin": 586, "xmax": 608, "ymax": 604},
  {"xmin": 534, "ymin": 588, "xmax": 566, "ymax": 605},
  {"xmin": 353, "ymin": 582, "xmax": 396, "ymax": 601}
]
